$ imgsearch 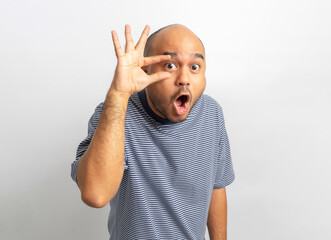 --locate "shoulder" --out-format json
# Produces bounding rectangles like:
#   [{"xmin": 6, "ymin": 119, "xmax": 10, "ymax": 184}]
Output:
[
  {"xmin": 202, "ymin": 94, "xmax": 221, "ymax": 107},
  {"xmin": 200, "ymin": 94, "xmax": 224, "ymax": 118},
  {"xmin": 87, "ymin": 102, "xmax": 104, "ymax": 130},
  {"xmin": 91, "ymin": 102, "xmax": 105, "ymax": 119},
  {"xmin": 95, "ymin": 102, "xmax": 104, "ymax": 112}
]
